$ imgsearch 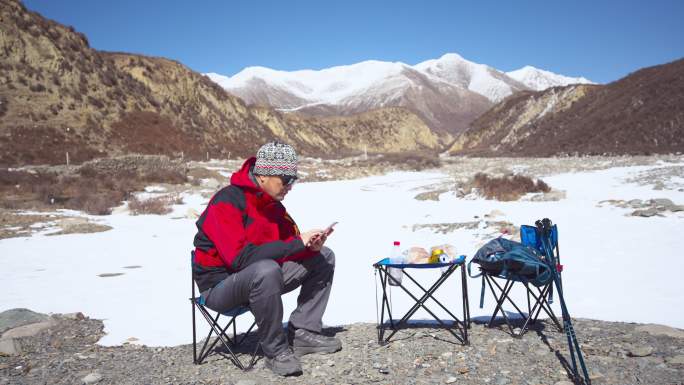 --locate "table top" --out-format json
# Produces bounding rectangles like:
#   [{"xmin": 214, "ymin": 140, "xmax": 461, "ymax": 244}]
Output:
[{"xmin": 373, "ymin": 255, "xmax": 466, "ymax": 268}]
